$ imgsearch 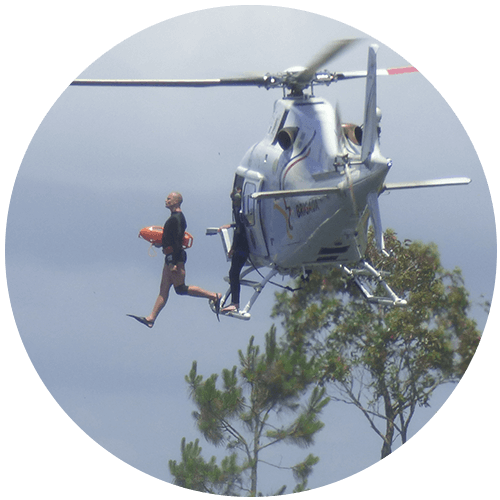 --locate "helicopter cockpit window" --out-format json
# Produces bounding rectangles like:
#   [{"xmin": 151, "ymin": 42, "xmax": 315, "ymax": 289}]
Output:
[{"xmin": 242, "ymin": 183, "xmax": 256, "ymax": 226}]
